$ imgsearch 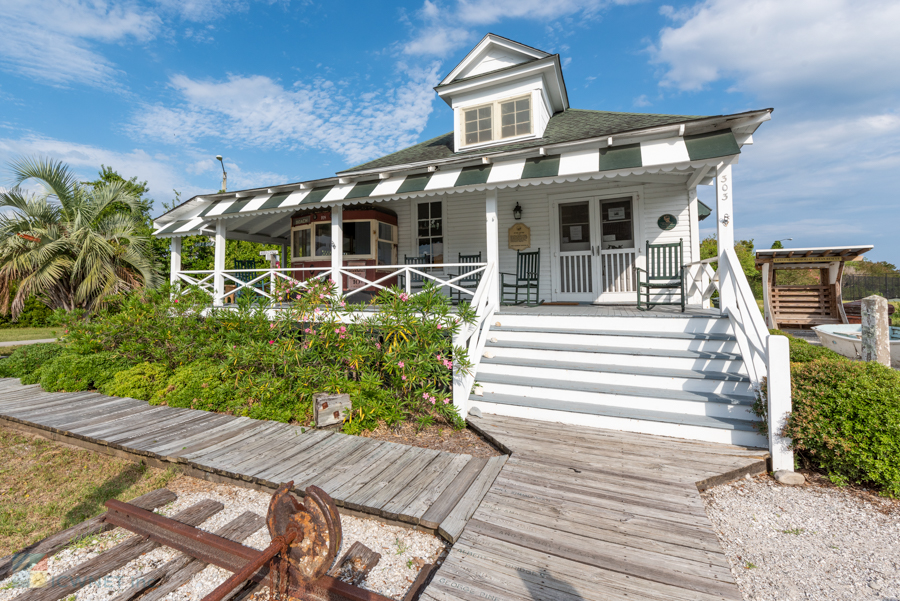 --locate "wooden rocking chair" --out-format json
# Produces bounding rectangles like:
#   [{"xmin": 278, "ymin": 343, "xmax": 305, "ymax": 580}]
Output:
[
  {"xmin": 501, "ymin": 249, "xmax": 542, "ymax": 306},
  {"xmin": 636, "ymin": 239, "xmax": 685, "ymax": 312},
  {"xmin": 450, "ymin": 252, "xmax": 482, "ymax": 305}
]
